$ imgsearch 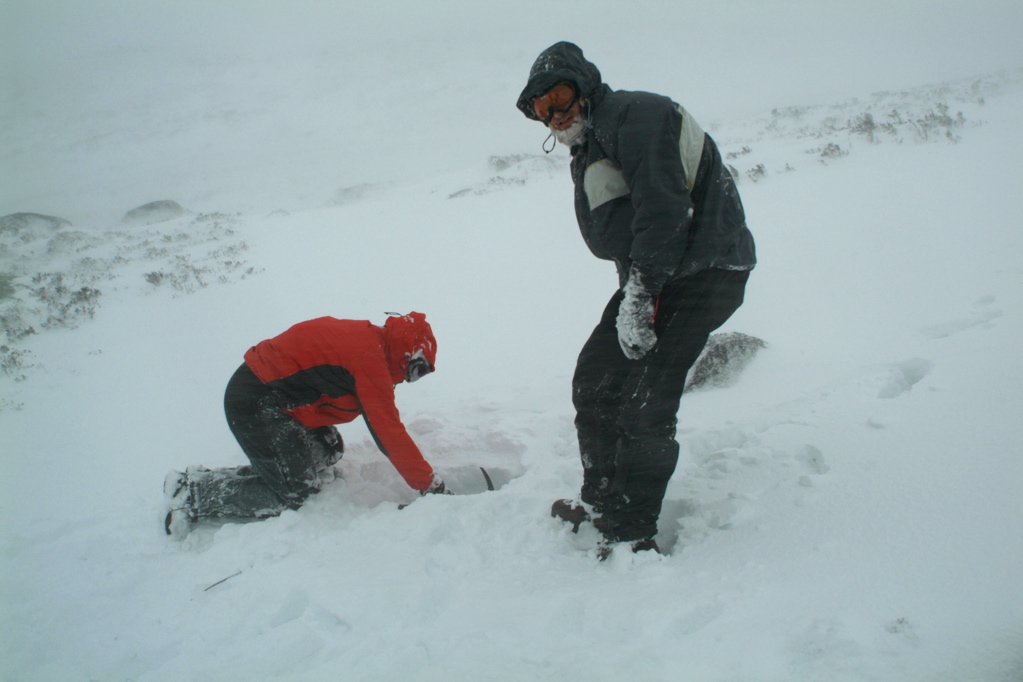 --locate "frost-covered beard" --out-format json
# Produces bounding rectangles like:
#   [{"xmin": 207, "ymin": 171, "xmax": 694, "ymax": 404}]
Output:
[{"xmin": 550, "ymin": 116, "xmax": 586, "ymax": 147}]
